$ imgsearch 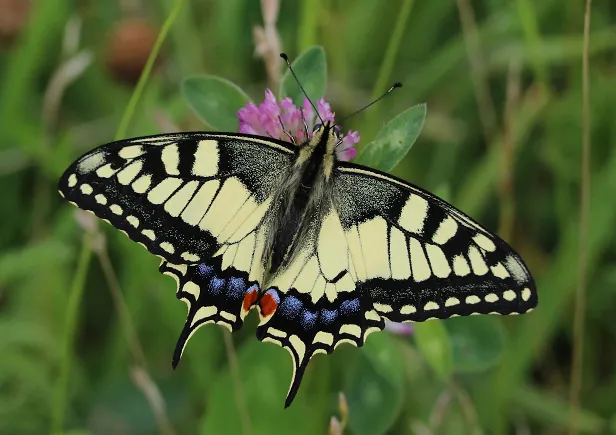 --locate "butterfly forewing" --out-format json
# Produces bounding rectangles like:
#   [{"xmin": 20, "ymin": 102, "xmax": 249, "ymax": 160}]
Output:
[
  {"xmin": 58, "ymin": 132, "xmax": 297, "ymax": 366},
  {"xmin": 58, "ymin": 132, "xmax": 295, "ymax": 264},
  {"xmin": 333, "ymin": 163, "xmax": 537, "ymax": 321}
]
